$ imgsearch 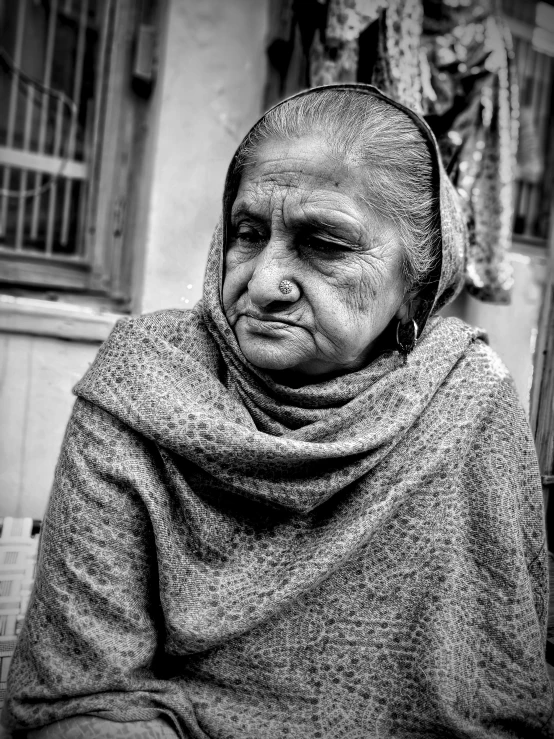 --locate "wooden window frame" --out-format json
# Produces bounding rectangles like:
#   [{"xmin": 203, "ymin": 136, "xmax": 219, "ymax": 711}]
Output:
[
  {"xmin": 505, "ymin": 9, "xmax": 554, "ymax": 247},
  {"xmin": 0, "ymin": 0, "xmax": 141, "ymax": 307}
]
